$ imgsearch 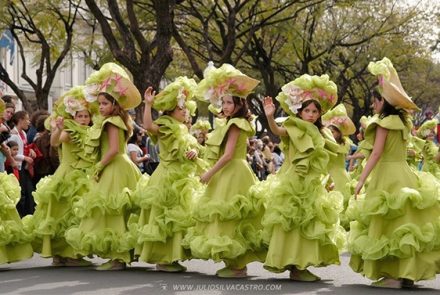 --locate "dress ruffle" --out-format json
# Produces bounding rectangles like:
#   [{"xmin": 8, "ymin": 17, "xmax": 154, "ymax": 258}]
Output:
[
  {"xmin": 132, "ymin": 116, "xmax": 204, "ymax": 264},
  {"xmin": 0, "ymin": 173, "xmax": 34, "ymax": 264},
  {"xmin": 261, "ymin": 117, "xmax": 344, "ymax": 272}
]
